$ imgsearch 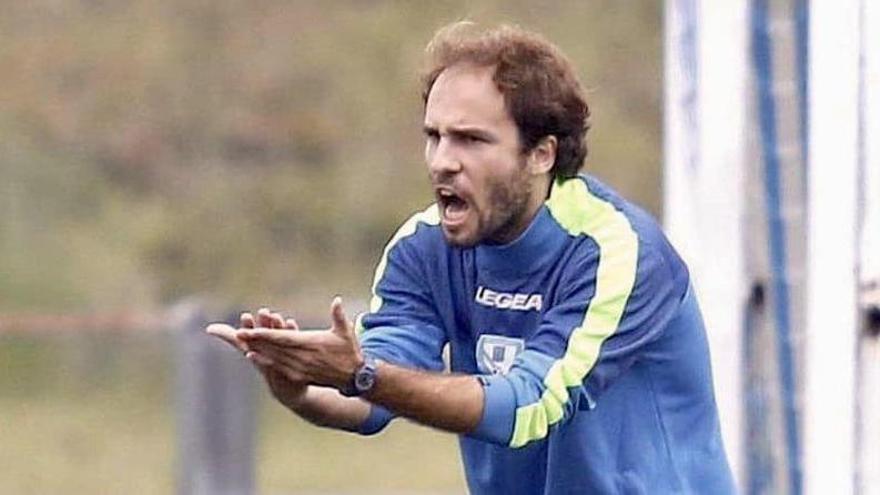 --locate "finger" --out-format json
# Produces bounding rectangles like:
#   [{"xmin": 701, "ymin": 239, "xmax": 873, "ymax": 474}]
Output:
[
  {"xmin": 238, "ymin": 328, "xmax": 310, "ymax": 346},
  {"xmin": 330, "ymin": 296, "xmax": 347, "ymax": 333},
  {"xmin": 248, "ymin": 340, "xmax": 310, "ymax": 366},
  {"xmin": 330, "ymin": 296, "xmax": 352, "ymax": 339},
  {"xmin": 257, "ymin": 307, "xmax": 273, "ymax": 328},
  {"xmin": 206, "ymin": 323, "xmax": 248, "ymax": 352},
  {"xmin": 257, "ymin": 307, "xmax": 274, "ymax": 328},
  {"xmin": 257, "ymin": 348, "xmax": 308, "ymax": 372},
  {"xmin": 285, "ymin": 318, "xmax": 300, "ymax": 331},
  {"xmin": 245, "ymin": 350, "xmax": 275, "ymax": 367},
  {"xmin": 248, "ymin": 340, "xmax": 287, "ymax": 361},
  {"xmin": 240, "ymin": 312, "xmax": 256, "ymax": 329},
  {"xmin": 270, "ymin": 312, "xmax": 284, "ymax": 329}
]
